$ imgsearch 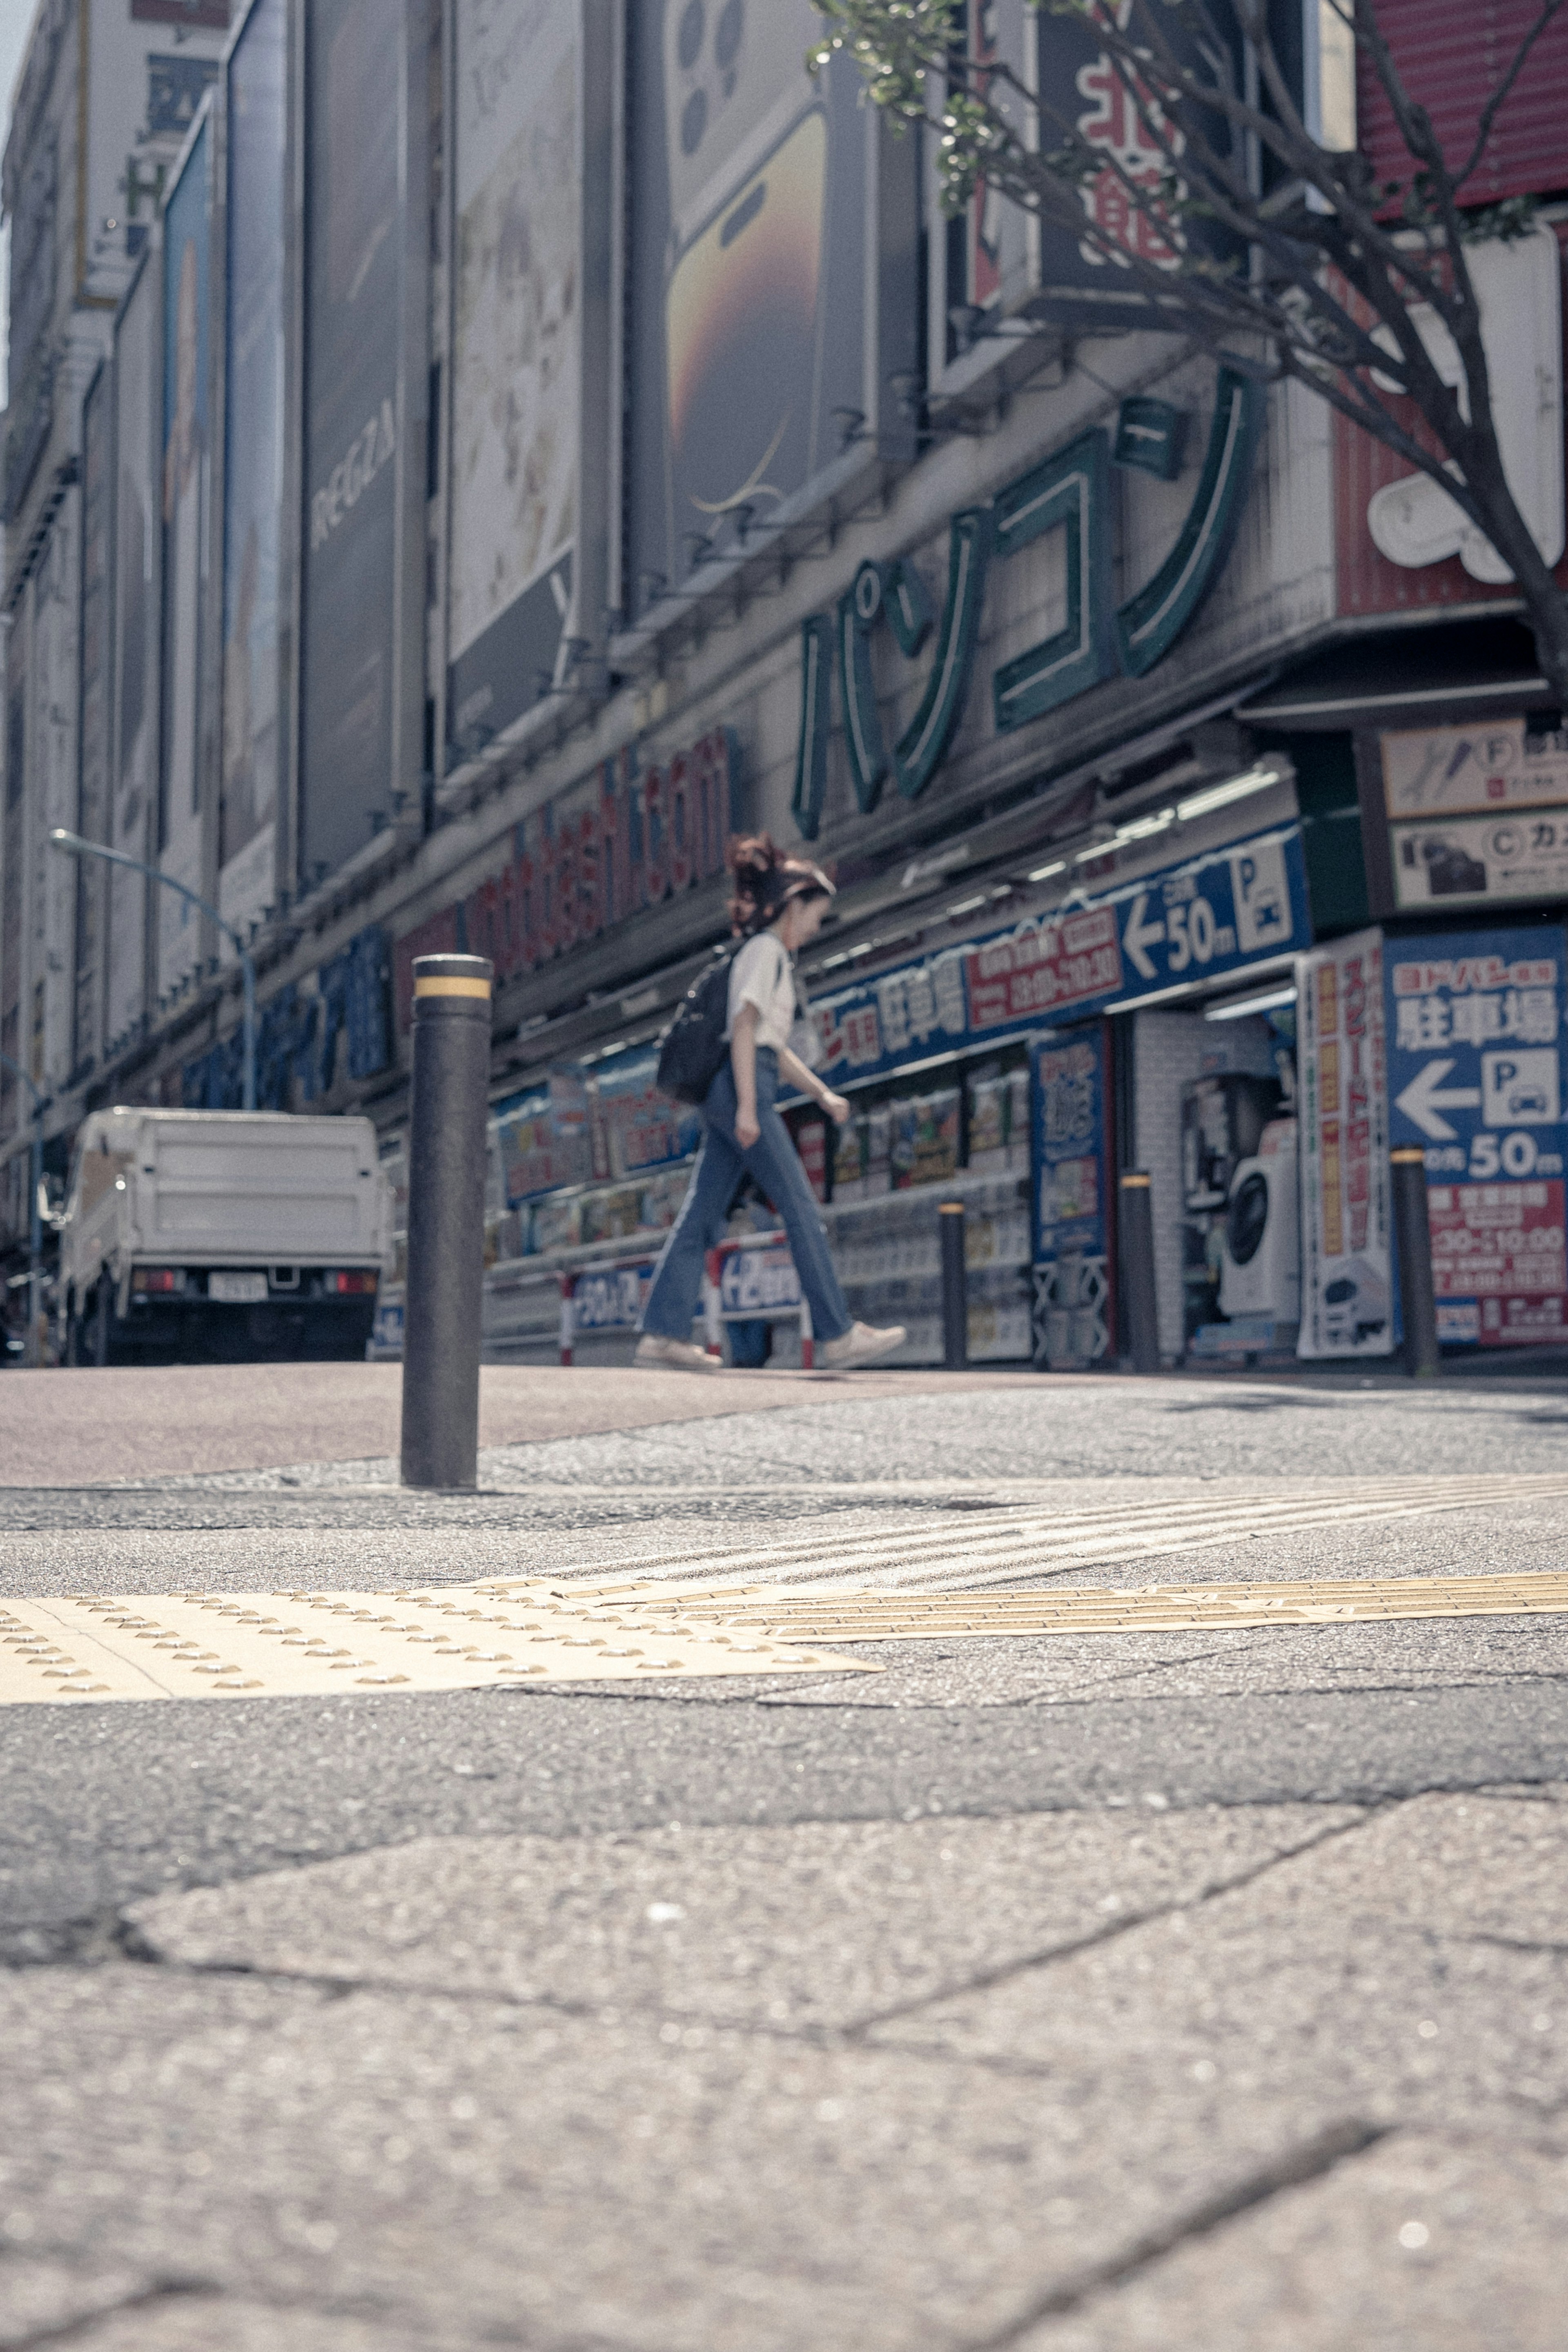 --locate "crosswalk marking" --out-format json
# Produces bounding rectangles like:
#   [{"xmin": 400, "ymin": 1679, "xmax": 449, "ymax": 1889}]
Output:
[{"xmin": 480, "ymin": 1474, "xmax": 1568, "ymax": 1600}]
